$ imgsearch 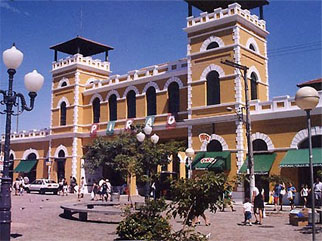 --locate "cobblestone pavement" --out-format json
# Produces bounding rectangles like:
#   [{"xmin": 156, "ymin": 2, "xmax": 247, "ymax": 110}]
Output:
[{"xmin": 8, "ymin": 193, "xmax": 322, "ymax": 241}]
